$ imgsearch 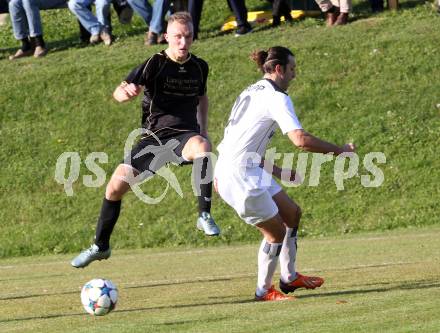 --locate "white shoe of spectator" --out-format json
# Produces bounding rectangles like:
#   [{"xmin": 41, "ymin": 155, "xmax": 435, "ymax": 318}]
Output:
[
  {"xmin": 0, "ymin": 13, "xmax": 8, "ymax": 27},
  {"xmin": 90, "ymin": 34, "xmax": 101, "ymax": 44},
  {"xmin": 9, "ymin": 48, "xmax": 33, "ymax": 60},
  {"xmin": 34, "ymin": 46, "xmax": 48, "ymax": 58},
  {"xmin": 100, "ymin": 30, "xmax": 112, "ymax": 46}
]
